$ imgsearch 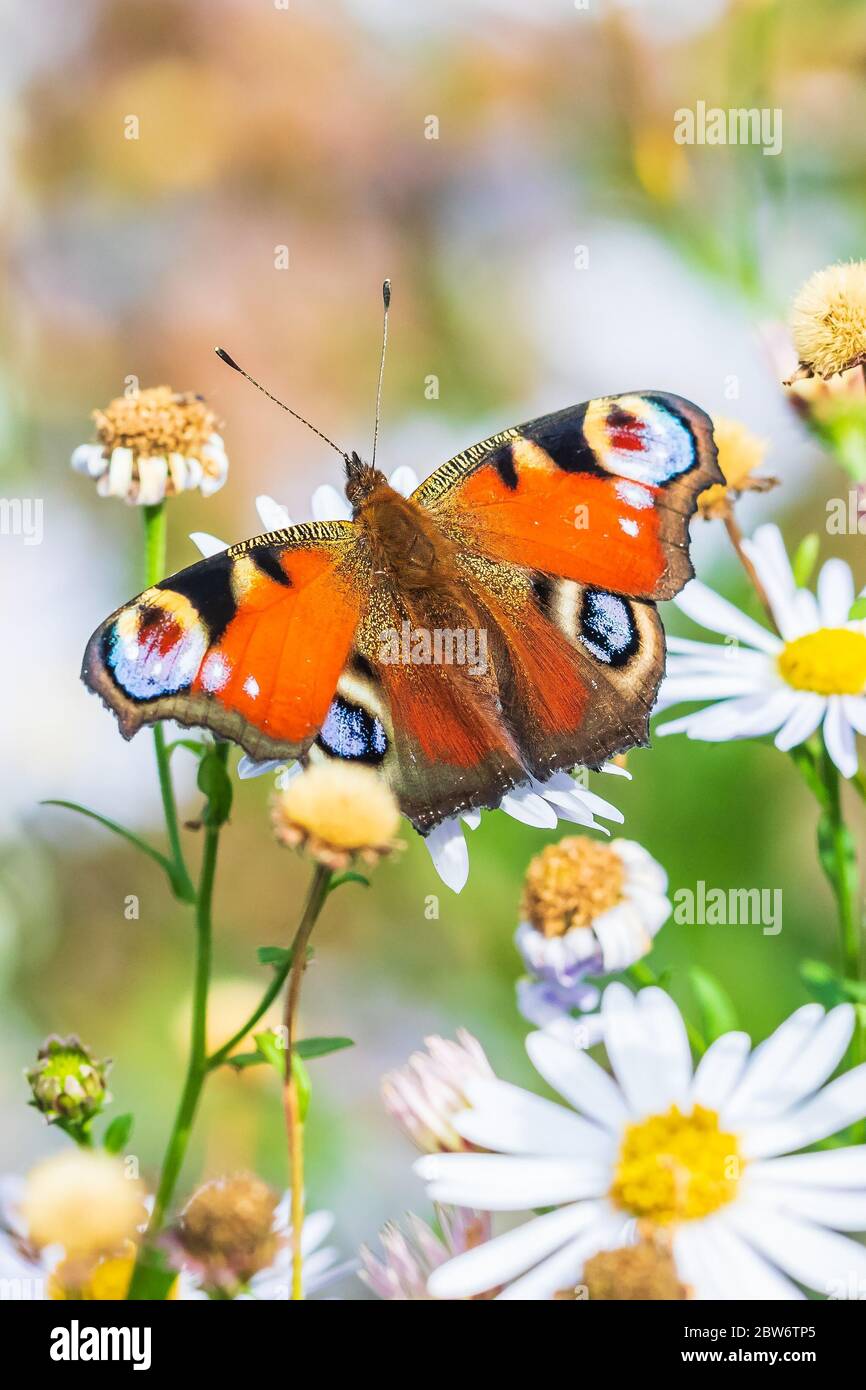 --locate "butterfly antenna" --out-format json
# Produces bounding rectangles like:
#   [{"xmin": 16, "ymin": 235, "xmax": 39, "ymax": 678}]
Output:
[
  {"xmin": 214, "ymin": 347, "xmax": 348, "ymax": 460},
  {"xmin": 371, "ymin": 279, "xmax": 390, "ymax": 469}
]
